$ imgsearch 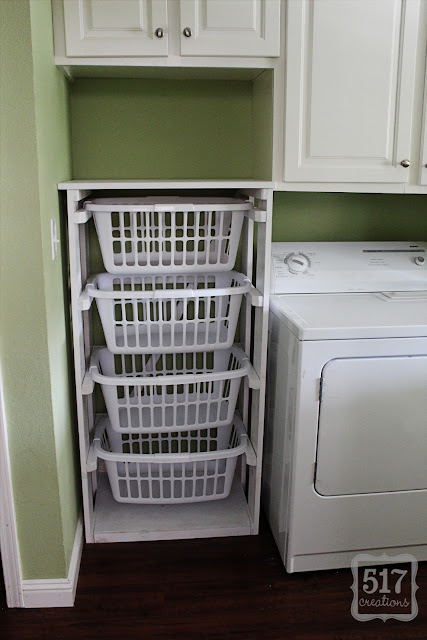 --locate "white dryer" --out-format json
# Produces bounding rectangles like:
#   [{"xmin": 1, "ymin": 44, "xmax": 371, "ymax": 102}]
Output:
[{"xmin": 263, "ymin": 242, "xmax": 427, "ymax": 572}]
